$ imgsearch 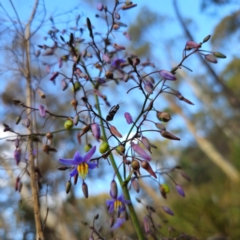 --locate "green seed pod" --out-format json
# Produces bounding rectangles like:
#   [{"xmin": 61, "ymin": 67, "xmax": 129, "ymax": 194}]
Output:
[
  {"xmin": 64, "ymin": 119, "xmax": 73, "ymax": 129},
  {"xmin": 99, "ymin": 141, "xmax": 109, "ymax": 154},
  {"xmin": 84, "ymin": 143, "xmax": 92, "ymax": 152},
  {"xmin": 116, "ymin": 144, "xmax": 125, "ymax": 155},
  {"xmin": 71, "ymin": 82, "xmax": 81, "ymax": 92},
  {"xmin": 213, "ymin": 52, "xmax": 227, "ymax": 59},
  {"xmin": 66, "ymin": 180, "xmax": 72, "ymax": 194}
]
